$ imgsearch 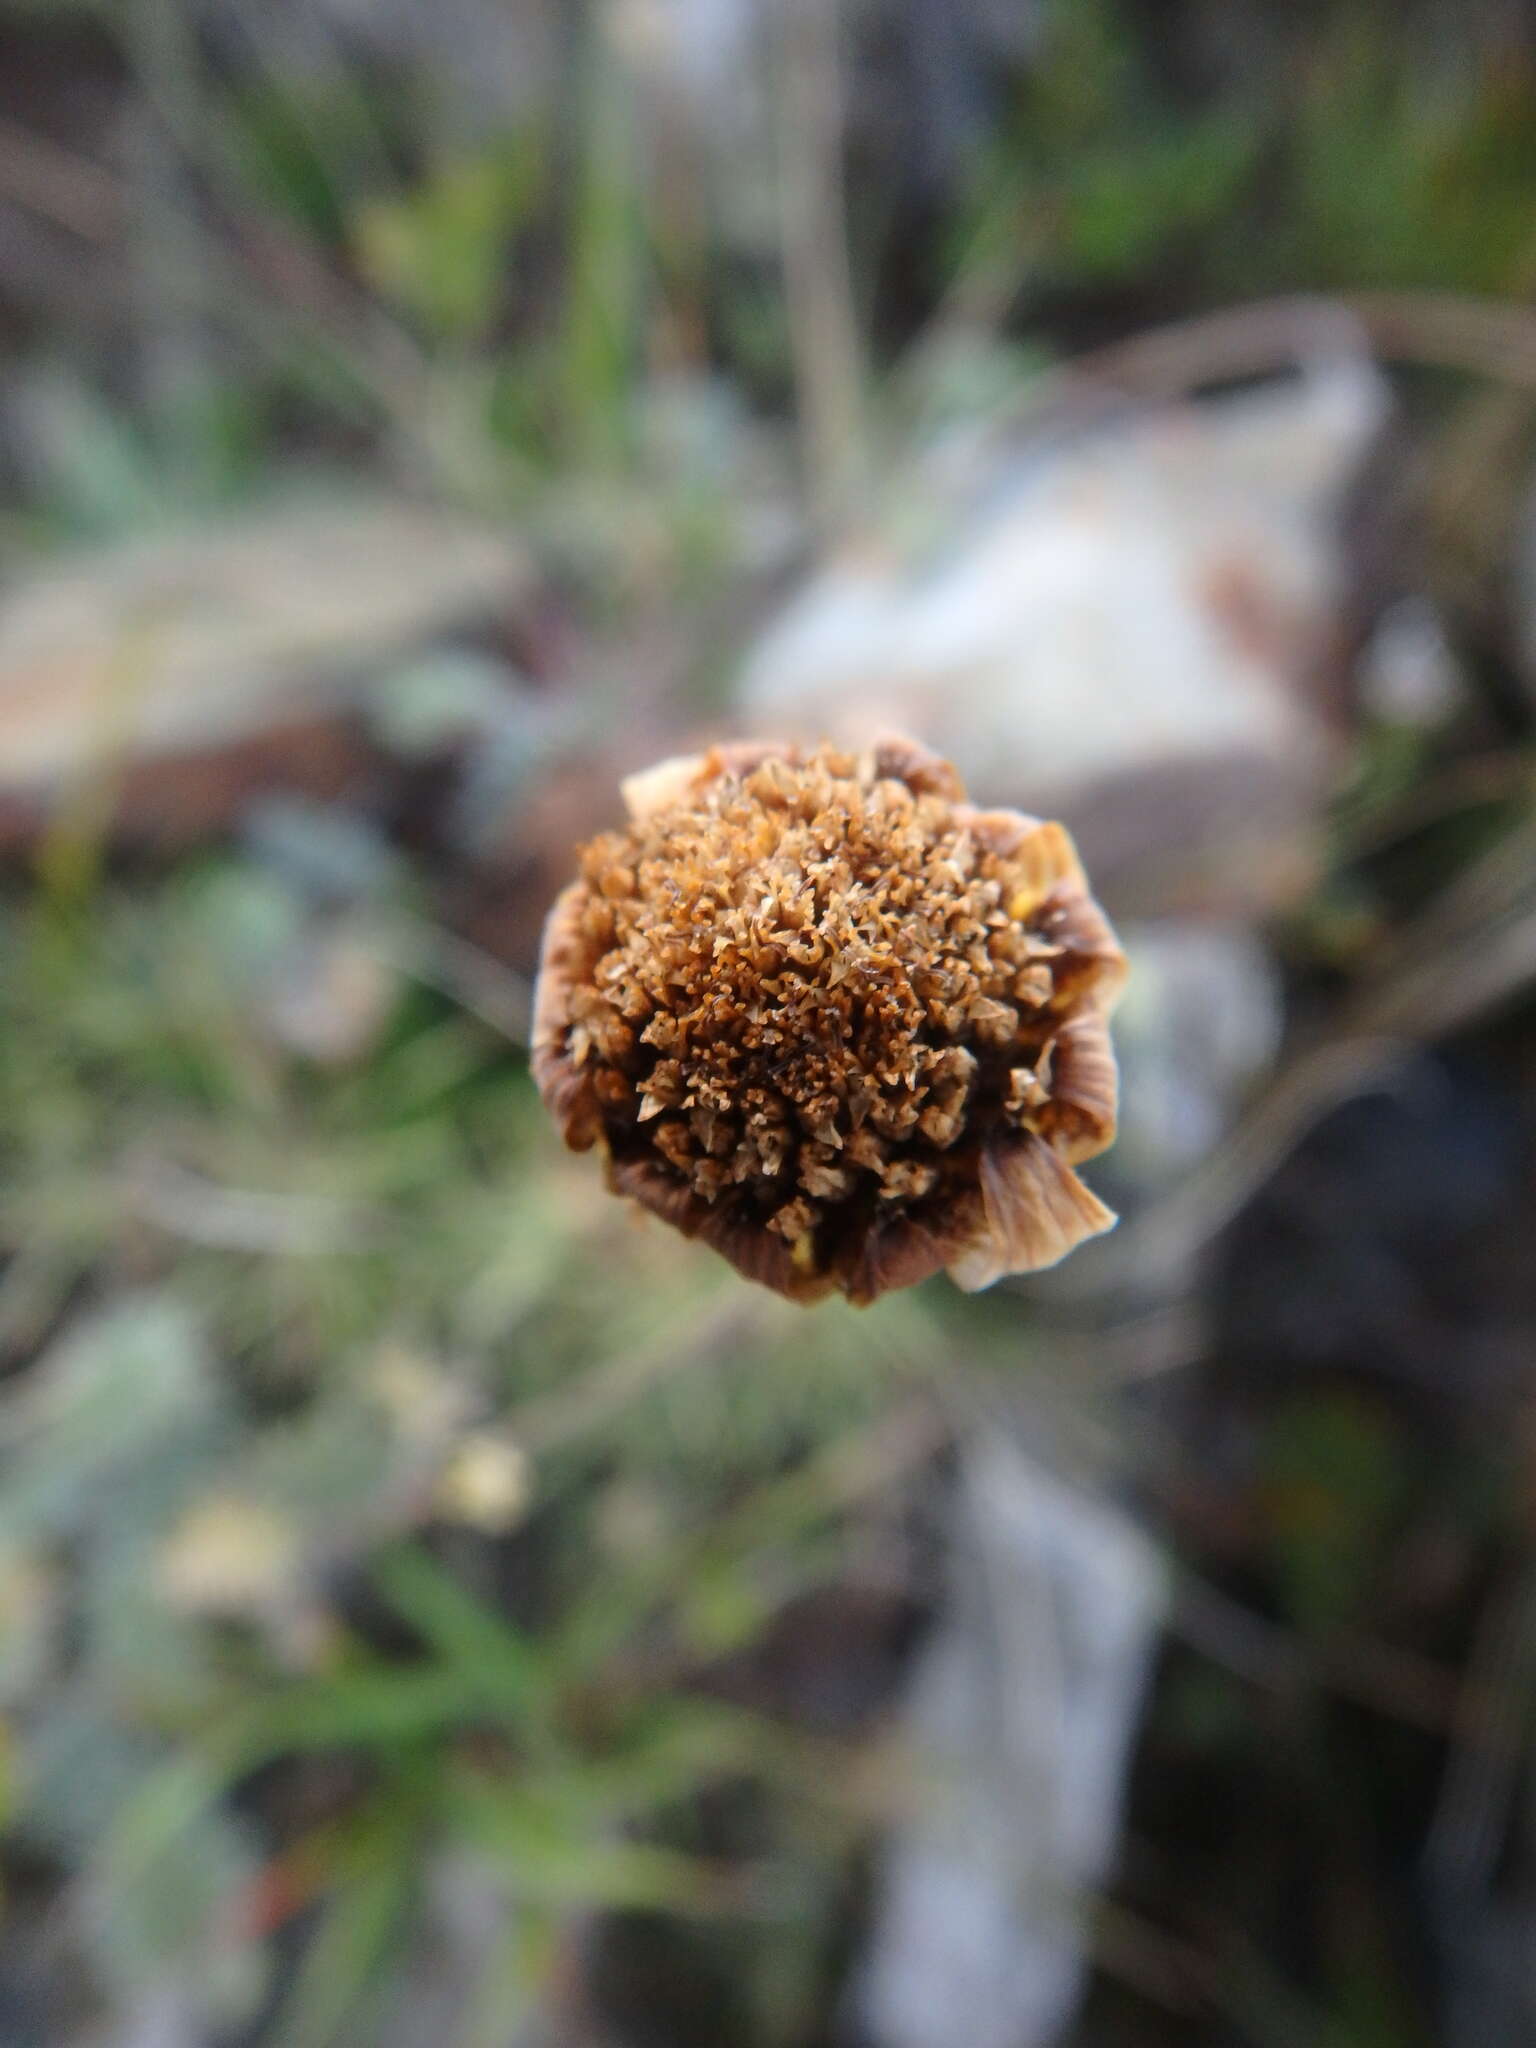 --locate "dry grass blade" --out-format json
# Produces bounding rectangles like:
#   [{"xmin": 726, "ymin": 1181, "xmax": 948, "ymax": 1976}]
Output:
[
  {"xmin": 370, "ymin": 917, "xmax": 533, "ymax": 1047},
  {"xmin": 977, "ymin": 293, "xmax": 1536, "ymax": 451},
  {"xmin": 776, "ymin": 0, "xmax": 867, "ymax": 535},
  {"xmin": 1424, "ymin": 1562, "xmax": 1536, "ymax": 1898},
  {"xmin": 1059, "ymin": 811, "xmax": 1536, "ymax": 1294},
  {"xmin": 0, "ymin": 113, "xmax": 122, "ymax": 241},
  {"xmin": 123, "ymin": 1155, "xmax": 382, "ymax": 1254}
]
